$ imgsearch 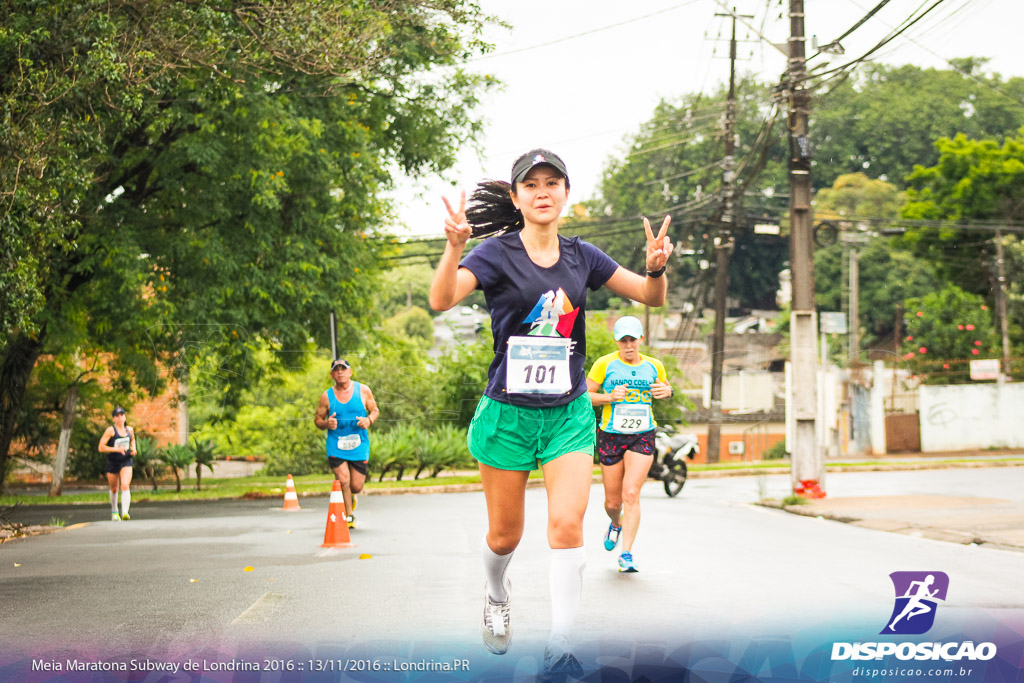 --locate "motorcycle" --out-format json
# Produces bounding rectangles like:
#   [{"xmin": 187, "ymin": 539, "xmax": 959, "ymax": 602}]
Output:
[{"xmin": 651, "ymin": 425, "xmax": 699, "ymax": 497}]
